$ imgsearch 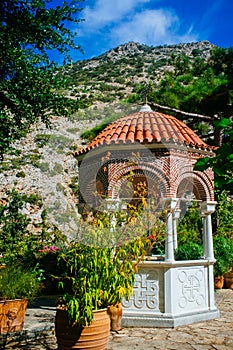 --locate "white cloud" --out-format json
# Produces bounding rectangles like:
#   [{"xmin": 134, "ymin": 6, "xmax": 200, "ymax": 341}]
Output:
[
  {"xmin": 76, "ymin": 1, "xmax": 199, "ymax": 57},
  {"xmin": 110, "ymin": 9, "xmax": 197, "ymax": 46},
  {"xmin": 82, "ymin": 0, "xmax": 151, "ymax": 31}
]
